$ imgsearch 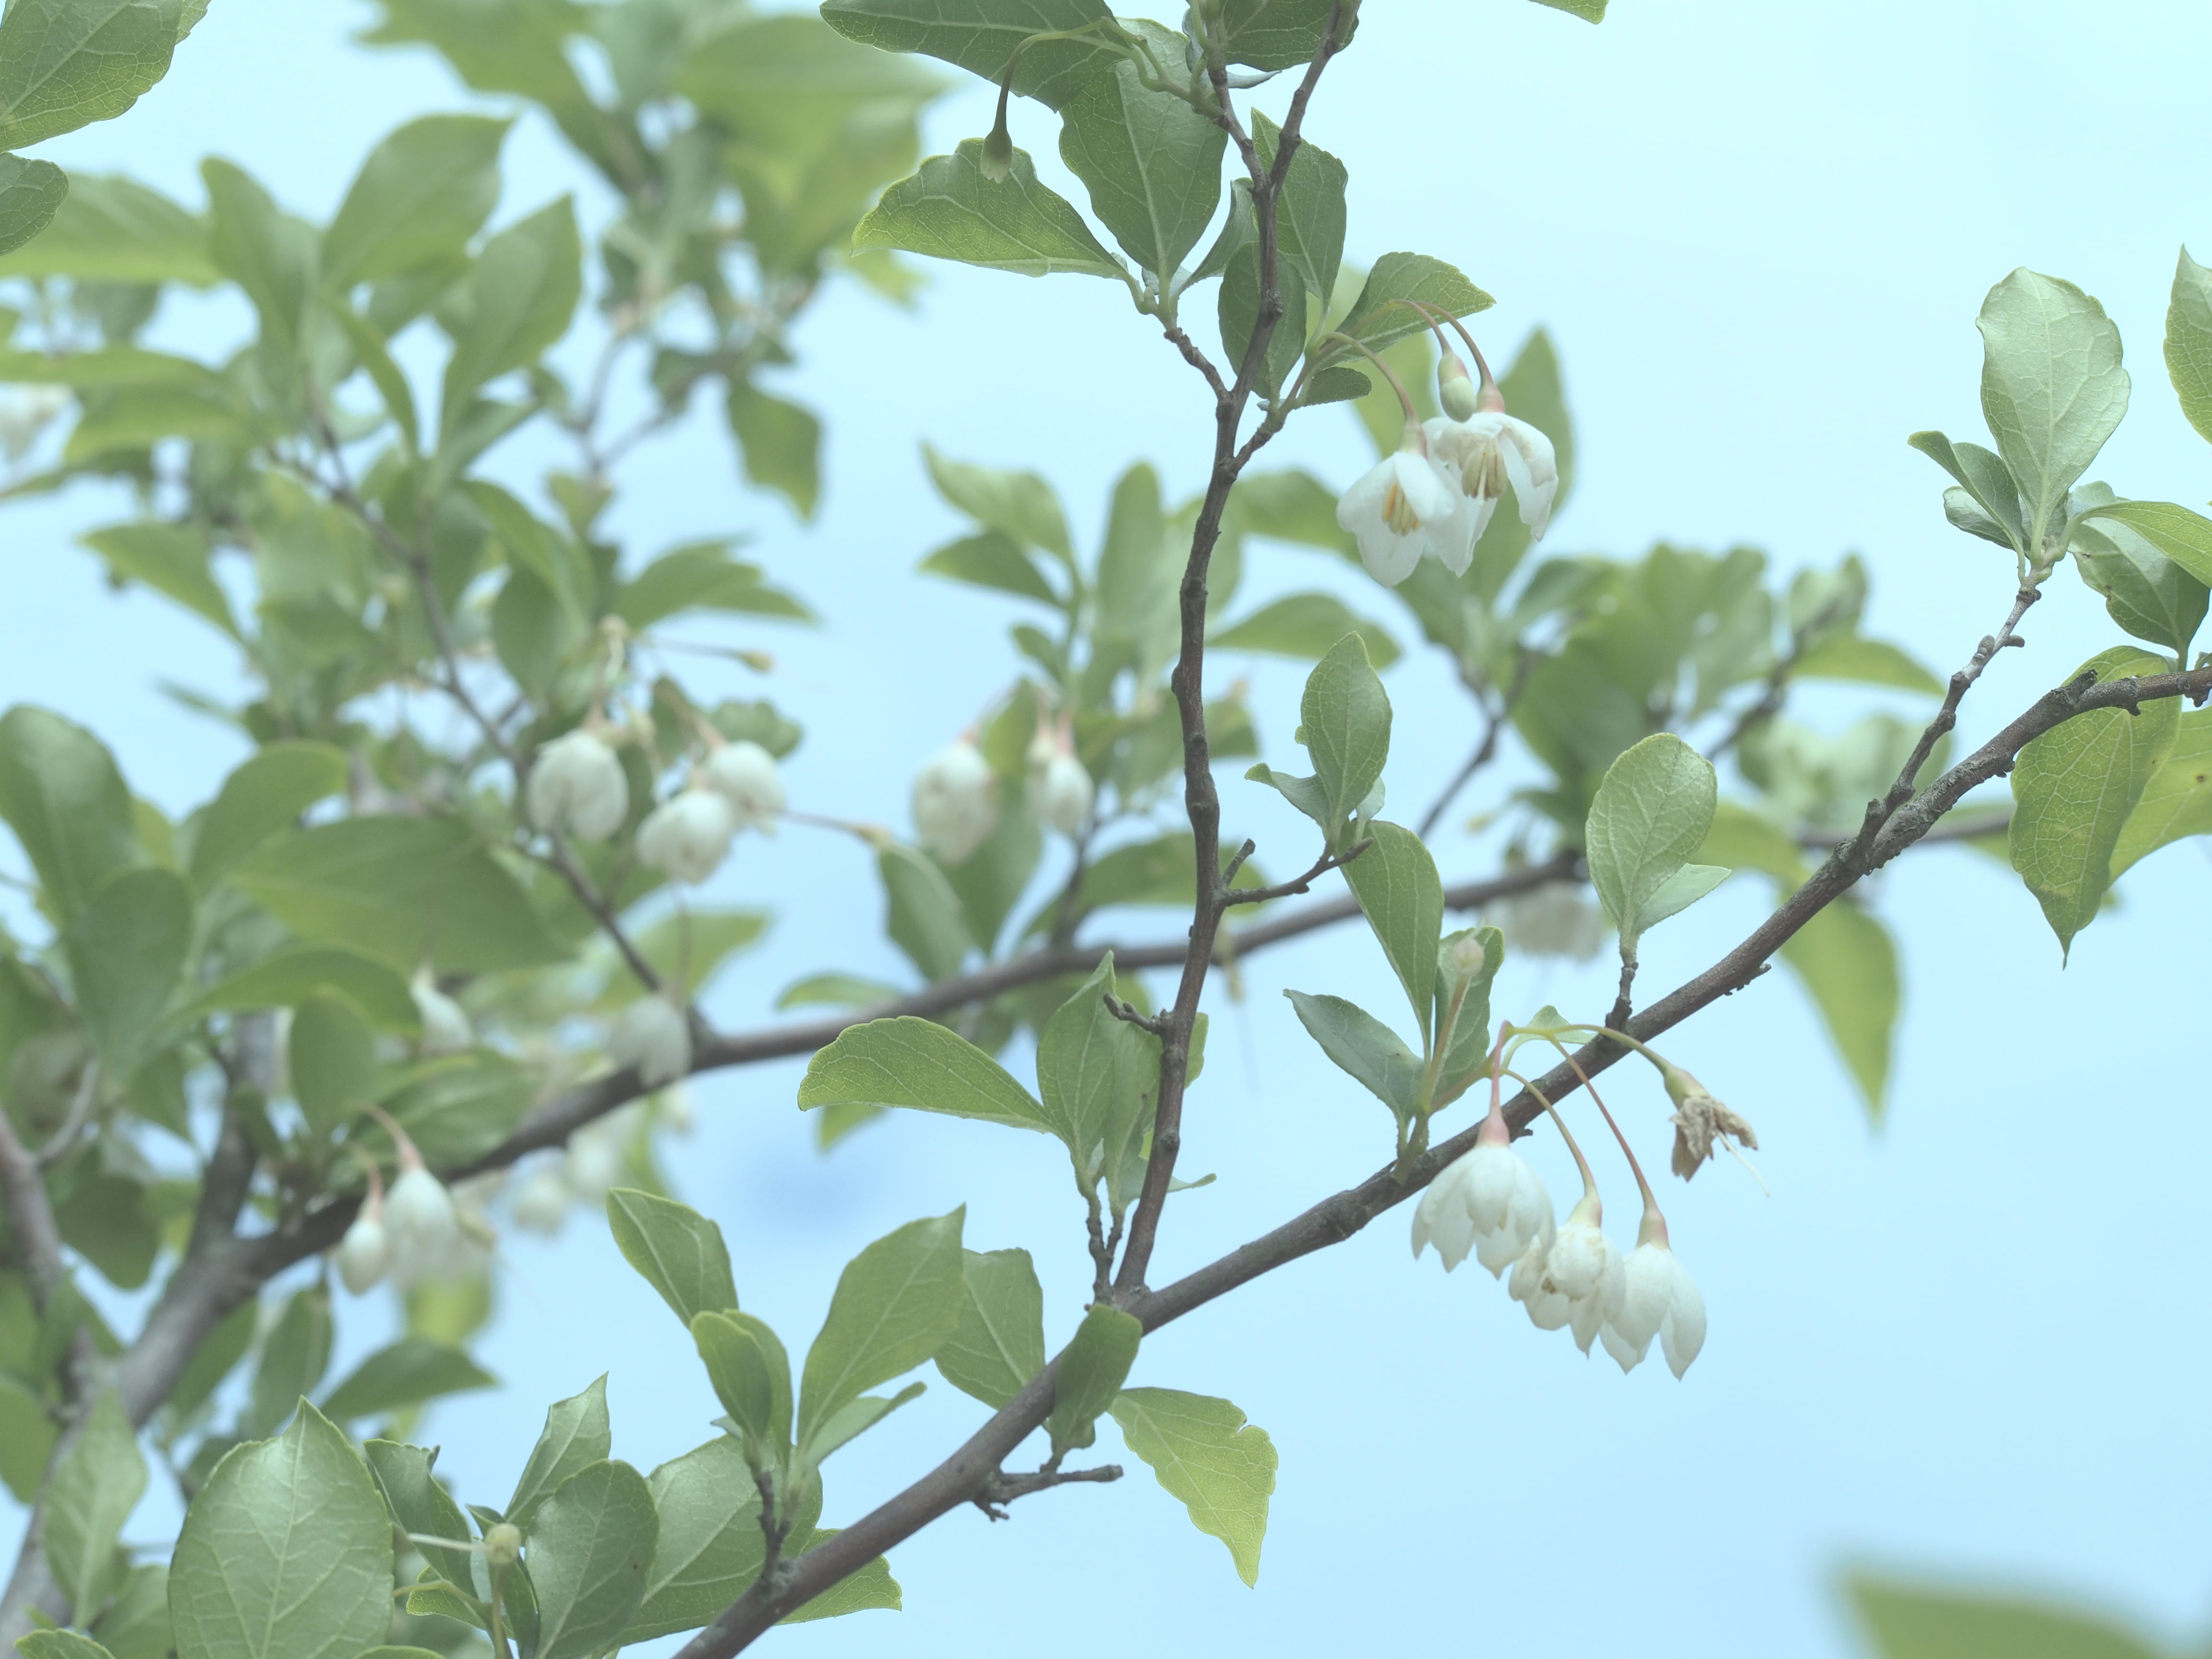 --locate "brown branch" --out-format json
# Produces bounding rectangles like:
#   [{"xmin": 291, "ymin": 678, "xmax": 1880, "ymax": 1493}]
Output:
[{"xmin": 973, "ymin": 1463, "xmax": 1122, "ymax": 1519}]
